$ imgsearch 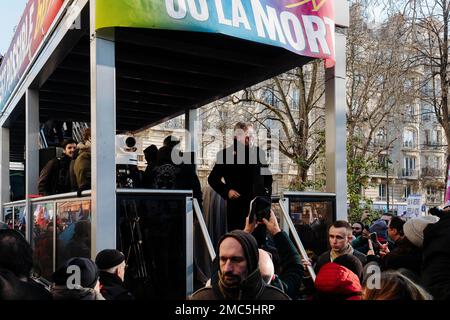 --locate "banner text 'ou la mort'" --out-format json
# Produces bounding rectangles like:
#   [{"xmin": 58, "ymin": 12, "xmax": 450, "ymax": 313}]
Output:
[{"xmin": 96, "ymin": 0, "xmax": 335, "ymax": 62}]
